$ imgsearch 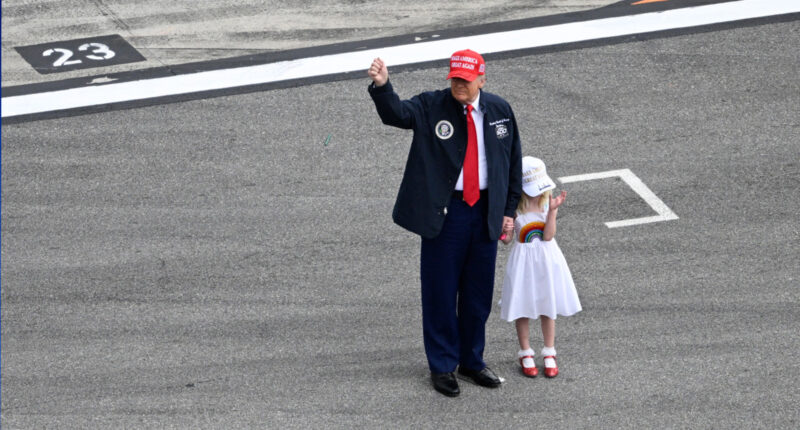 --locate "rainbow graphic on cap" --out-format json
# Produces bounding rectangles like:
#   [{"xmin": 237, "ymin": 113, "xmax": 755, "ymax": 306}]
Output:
[{"xmin": 519, "ymin": 222, "xmax": 545, "ymax": 243}]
